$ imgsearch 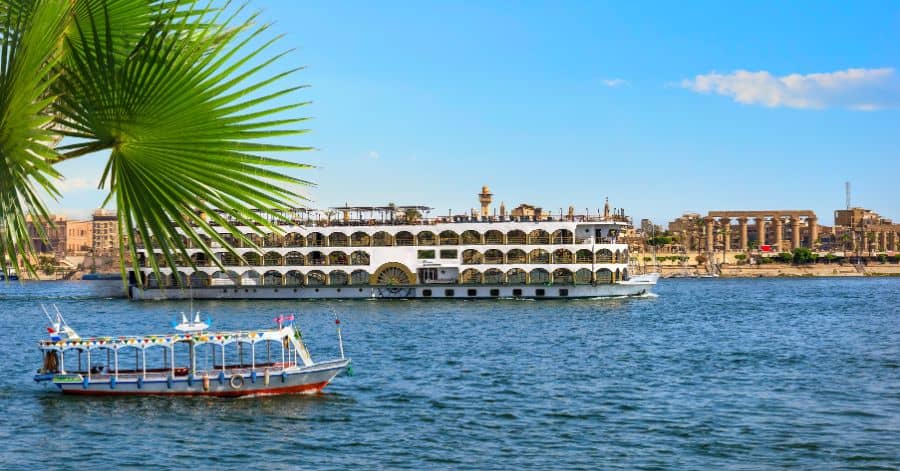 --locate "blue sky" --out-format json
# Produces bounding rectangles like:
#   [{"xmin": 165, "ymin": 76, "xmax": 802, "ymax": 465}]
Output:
[{"xmin": 50, "ymin": 1, "xmax": 900, "ymax": 226}]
